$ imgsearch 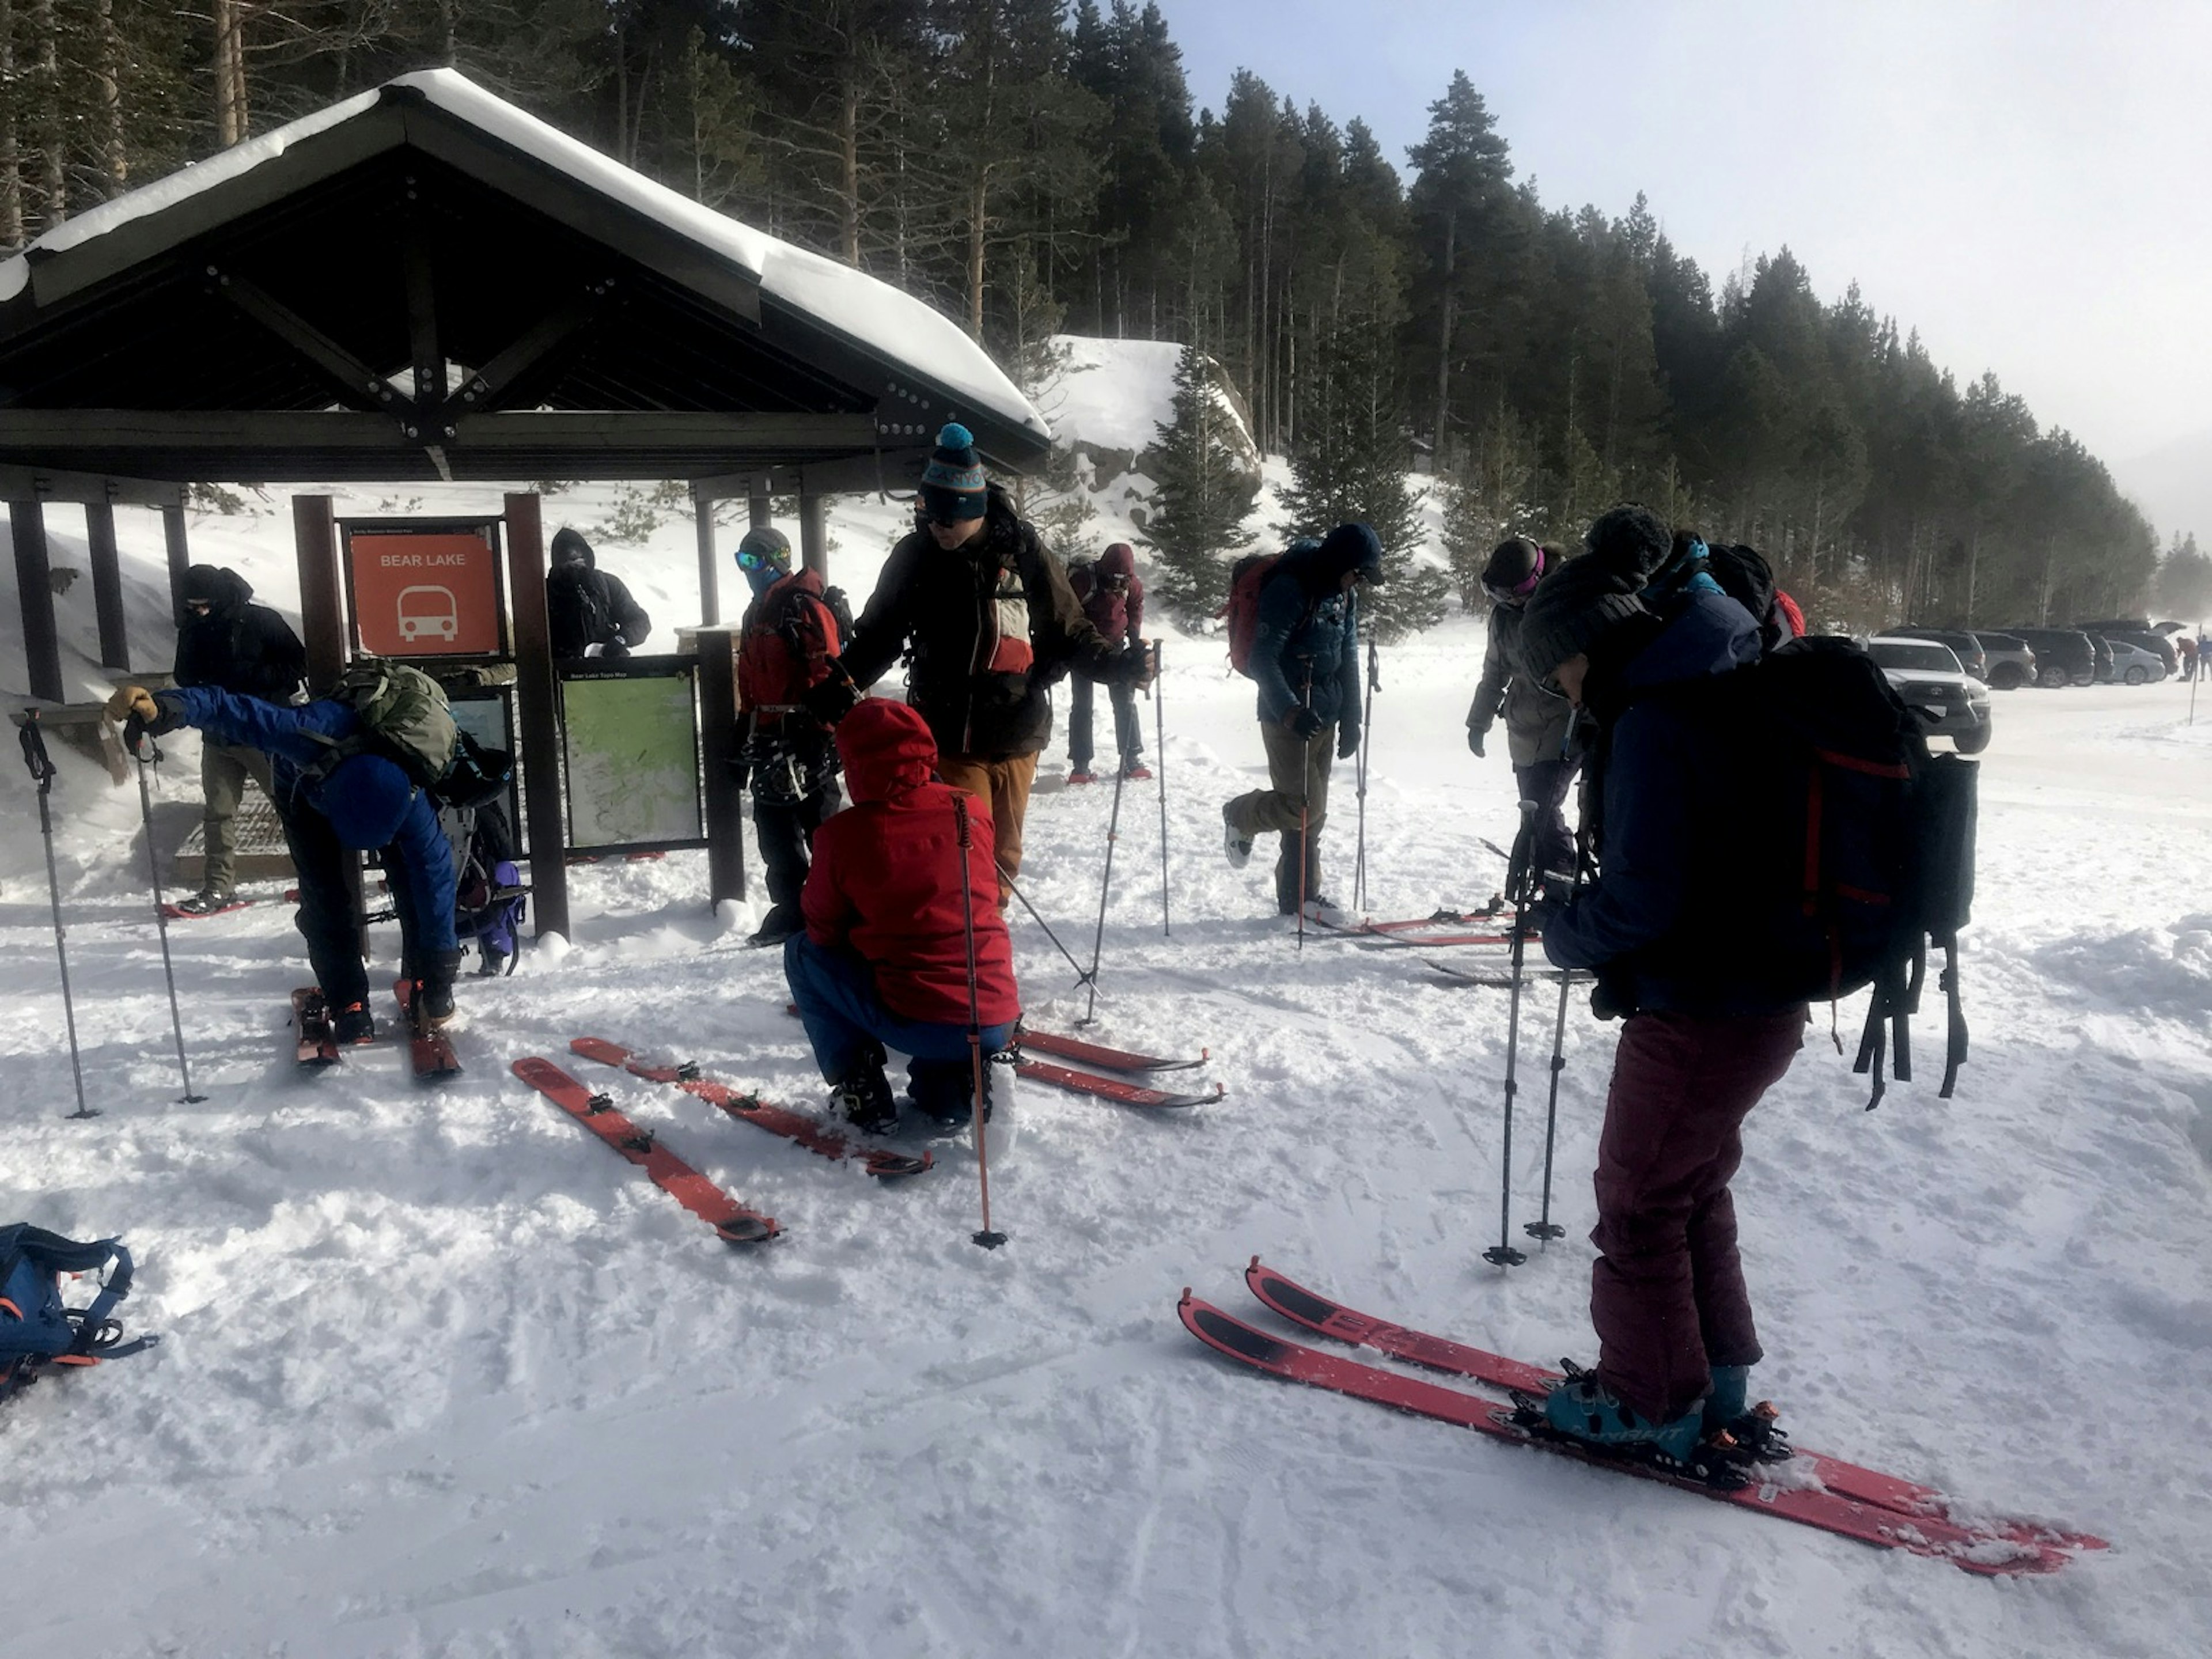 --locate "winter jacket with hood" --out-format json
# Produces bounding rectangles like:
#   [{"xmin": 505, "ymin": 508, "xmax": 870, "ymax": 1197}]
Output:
[
  {"xmin": 173, "ymin": 566, "xmax": 308, "ymax": 704},
  {"xmin": 1466, "ymin": 600, "xmax": 1578, "ymax": 768},
  {"xmin": 1250, "ymin": 537, "xmax": 1367, "ymax": 733},
  {"xmin": 1539, "ymin": 590, "xmax": 1790, "ymax": 1016},
  {"xmin": 840, "ymin": 485, "xmax": 1132, "ymax": 761},
  {"xmin": 546, "ymin": 528, "xmax": 653, "ymax": 657},
  {"xmin": 802, "ymin": 698, "xmax": 1020, "ymax": 1027},
  {"xmin": 1071, "ymin": 543, "xmax": 1144, "ymax": 647},
  {"xmin": 154, "ymin": 684, "xmax": 457, "ymax": 957}
]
